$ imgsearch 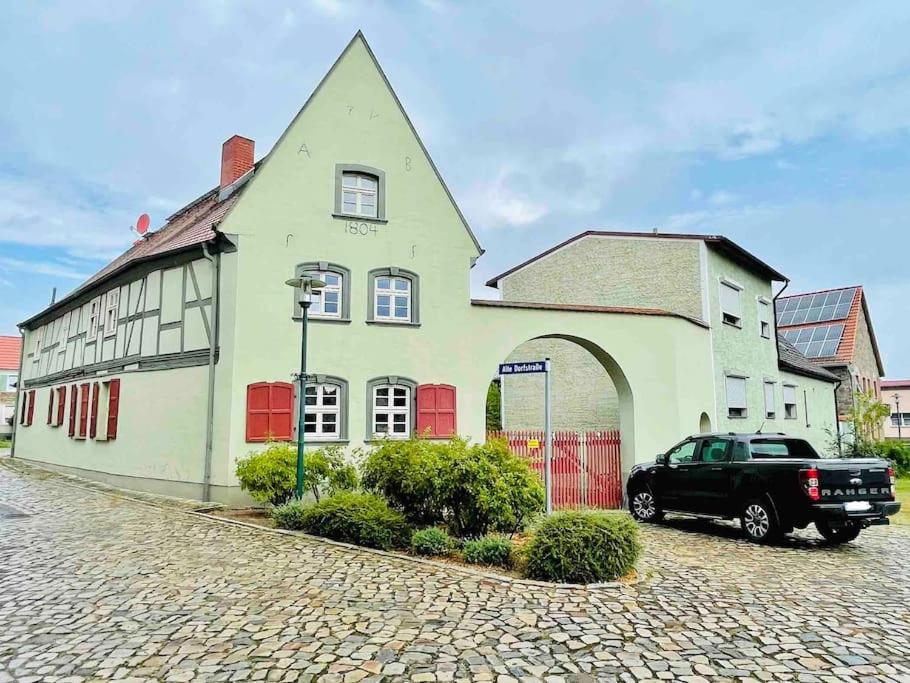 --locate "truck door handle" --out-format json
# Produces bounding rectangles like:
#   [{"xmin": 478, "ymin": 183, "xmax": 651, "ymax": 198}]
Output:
[{"xmin": 709, "ymin": 466, "xmax": 723, "ymax": 471}]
